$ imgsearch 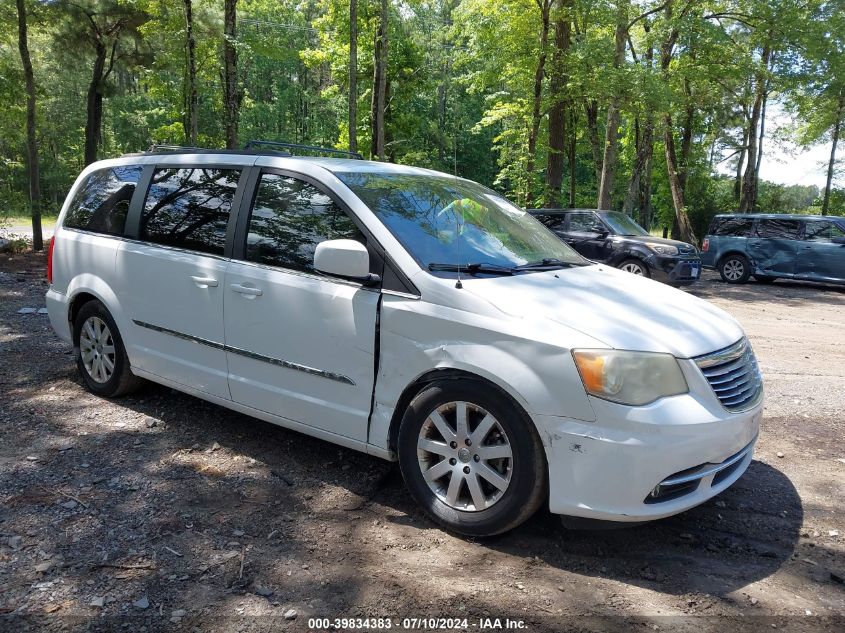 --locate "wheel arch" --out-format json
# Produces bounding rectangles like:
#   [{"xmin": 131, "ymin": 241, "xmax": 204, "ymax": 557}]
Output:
[
  {"xmin": 386, "ymin": 368, "xmax": 535, "ymax": 455},
  {"xmin": 716, "ymin": 250, "xmax": 751, "ymax": 268},
  {"xmin": 66, "ymin": 275, "xmax": 126, "ymax": 335}
]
